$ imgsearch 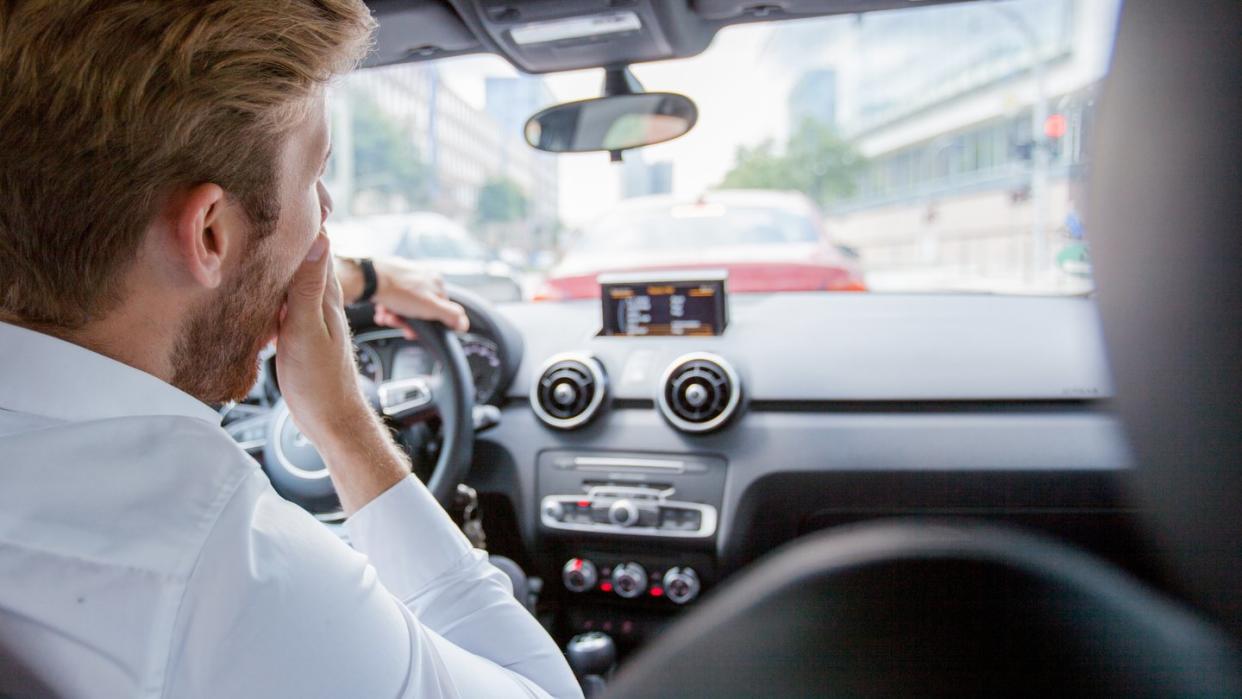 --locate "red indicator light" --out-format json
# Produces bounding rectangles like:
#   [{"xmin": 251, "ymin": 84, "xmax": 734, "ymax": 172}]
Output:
[
  {"xmin": 600, "ymin": 582, "xmax": 613, "ymax": 593},
  {"xmin": 578, "ymin": 500, "xmax": 592, "ymax": 508},
  {"xmin": 650, "ymin": 586, "xmax": 665, "ymax": 597},
  {"xmin": 1044, "ymin": 113, "xmax": 1068, "ymax": 139}
]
